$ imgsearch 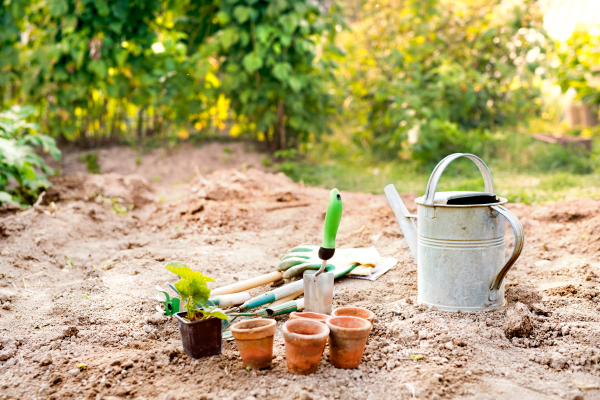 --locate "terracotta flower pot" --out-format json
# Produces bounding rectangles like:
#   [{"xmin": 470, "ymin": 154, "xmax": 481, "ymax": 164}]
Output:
[
  {"xmin": 231, "ymin": 318, "xmax": 277, "ymax": 370},
  {"xmin": 174, "ymin": 312, "xmax": 222, "ymax": 359},
  {"xmin": 283, "ymin": 319, "xmax": 330, "ymax": 375},
  {"xmin": 331, "ymin": 307, "xmax": 375, "ymax": 324},
  {"xmin": 326, "ymin": 316, "xmax": 372, "ymax": 369},
  {"xmin": 289, "ymin": 311, "xmax": 330, "ymax": 324}
]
